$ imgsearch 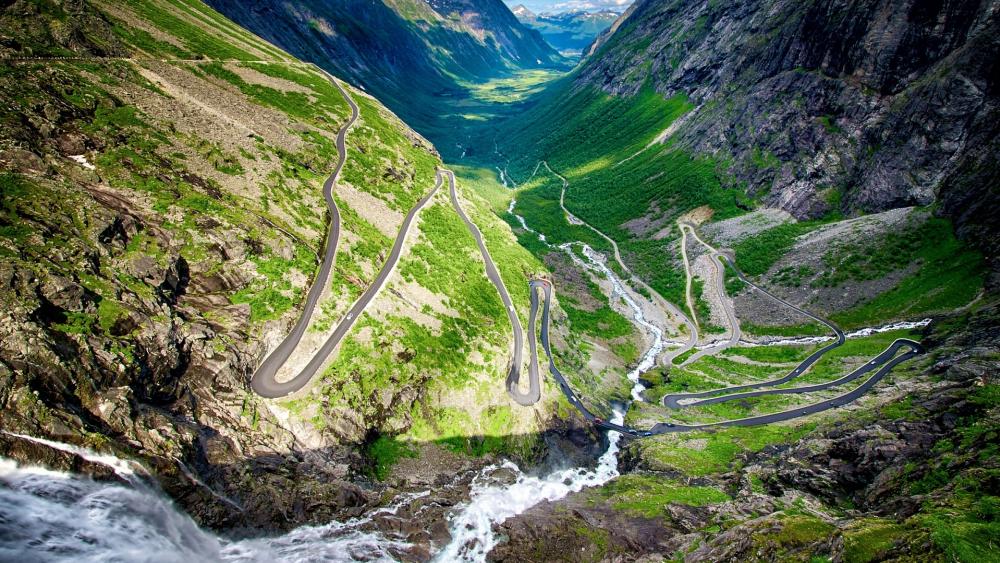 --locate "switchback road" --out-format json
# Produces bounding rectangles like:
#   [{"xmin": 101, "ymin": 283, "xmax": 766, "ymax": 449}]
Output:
[
  {"xmin": 252, "ymin": 70, "xmax": 530, "ymax": 399},
  {"xmin": 446, "ymin": 170, "xmax": 538, "ymax": 405},
  {"xmin": 676, "ymin": 222, "xmax": 741, "ymax": 365},
  {"xmin": 662, "ymin": 228, "xmax": 846, "ymax": 409},
  {"xmin": 252, "ymin": 168, "xmax": 443, "ymax": 397},
  {"xmin": 529, "ymin": 277, "xmax": 923, "ymax": 436},
  {"xmin": 250, "ymin": 71, "xmax": 358, "ymax": 398}
]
